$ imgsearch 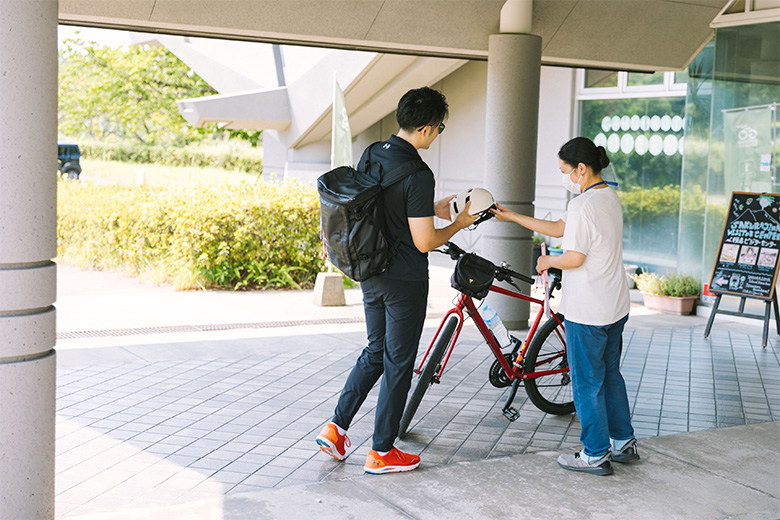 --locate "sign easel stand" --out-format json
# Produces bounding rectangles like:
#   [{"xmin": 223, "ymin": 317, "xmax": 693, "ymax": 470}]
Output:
[
  {"xmin": 705, "ymin": 192, "xmax": 780, "ymax": 348},
  {"xmin": 704, "ymin": 292, "xmax": 780, "ymax": 347}
]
